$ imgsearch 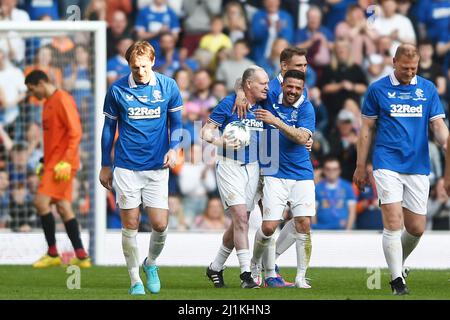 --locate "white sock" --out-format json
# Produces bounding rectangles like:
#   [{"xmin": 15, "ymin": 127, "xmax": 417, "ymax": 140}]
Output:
[
  {"xmin": 210, "ymin": 244, "xmax": 233, "ymax": 272},
  {"xmin": 401, "ymin": 230, "xmax": 421, "ymax": 264},
  {"xmin": 262, "ymin": 237, "xmax": 277, "ymax": 278},
  {"xmin": 295, "ymin": 232, "xmax": 312, "ymax": 281},
  {"xmin": 252, "ymin": 227, "xmax": 271, "ymax": 265},
  {"xmin": 122, "ymin": 228, "xmax": 142, "ymax": 286},
  {"xmin": 146, "ymin": 227, "xmax": 168, "ymax": 266},
  {"xmin": 275, "ymin": 219, "xmax": 296, "ymax": 260},
  {"xmin": 236, "ymin": 249, "xmax": 251, "ymax": 273},
  {"xmin": 382, "ymin": 228, "xmax": 403, "ymax": 280}
]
